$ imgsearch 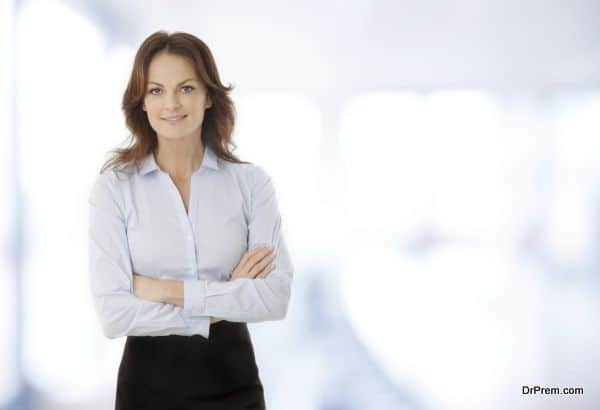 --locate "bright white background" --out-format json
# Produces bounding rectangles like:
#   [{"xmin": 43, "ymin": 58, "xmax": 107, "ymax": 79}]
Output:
[{"xmin": 2, "ymin": 0, "xmax": 600, "ymax": 409}]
